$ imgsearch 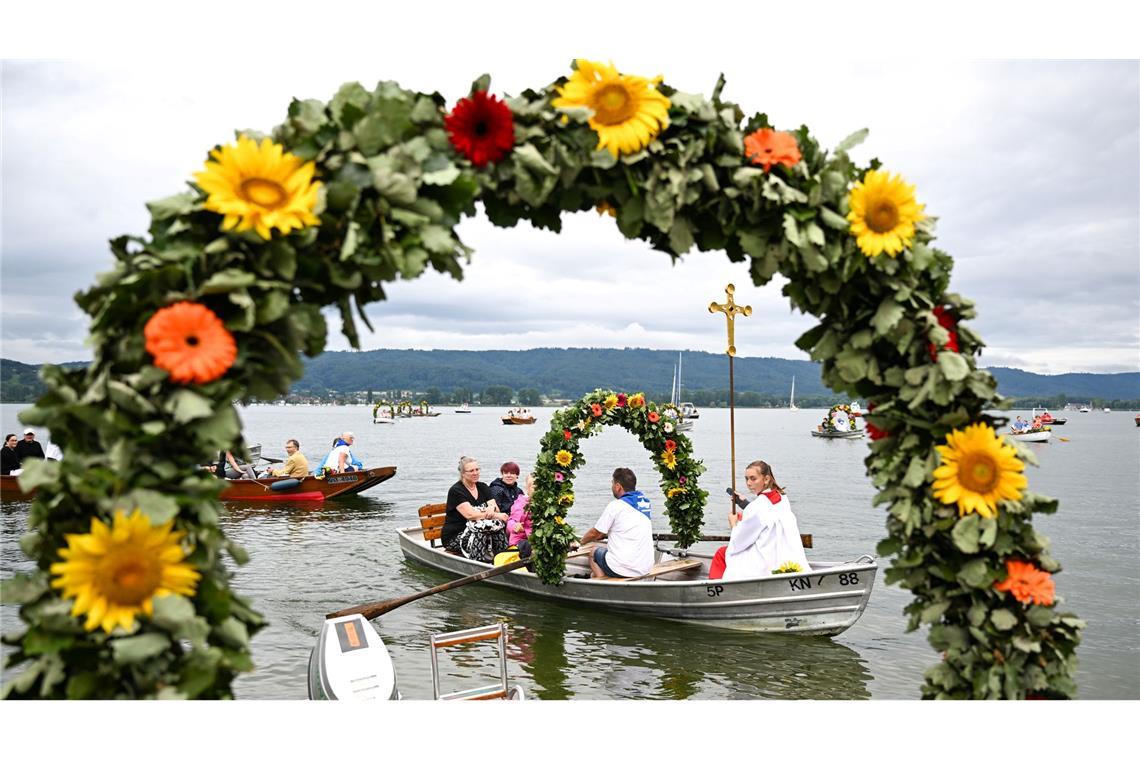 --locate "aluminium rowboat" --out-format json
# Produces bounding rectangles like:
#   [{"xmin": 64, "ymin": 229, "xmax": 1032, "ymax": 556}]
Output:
[{"xmin": 397, "ymin": 526, "xmax": 877, "ymax": 636}]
